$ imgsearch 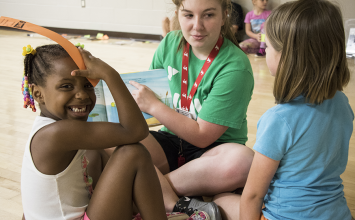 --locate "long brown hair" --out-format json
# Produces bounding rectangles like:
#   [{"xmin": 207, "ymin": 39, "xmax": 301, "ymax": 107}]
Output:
[
  {"xmin": 172, "ymin": 0, "xmax": 240, "ymax": 51},
  {"xmin": 266, "ymin": 0, "xmax": 350, "ymax": 104}
]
